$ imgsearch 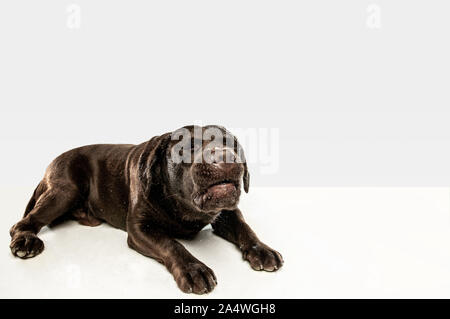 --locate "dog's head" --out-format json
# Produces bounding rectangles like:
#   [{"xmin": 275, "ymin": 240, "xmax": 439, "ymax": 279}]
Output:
[{"xmin": 140, "ymin": 125, "xmax": 249, "ymax": 215}]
